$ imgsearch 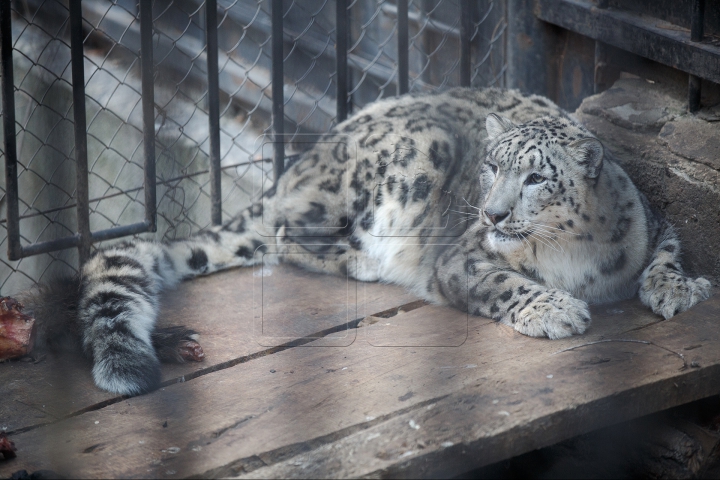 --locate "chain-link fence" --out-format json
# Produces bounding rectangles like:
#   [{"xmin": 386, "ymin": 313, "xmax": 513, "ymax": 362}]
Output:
[{"xmin": 0, "ymin": 0, "xmax": 507, "ymax": 296}]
